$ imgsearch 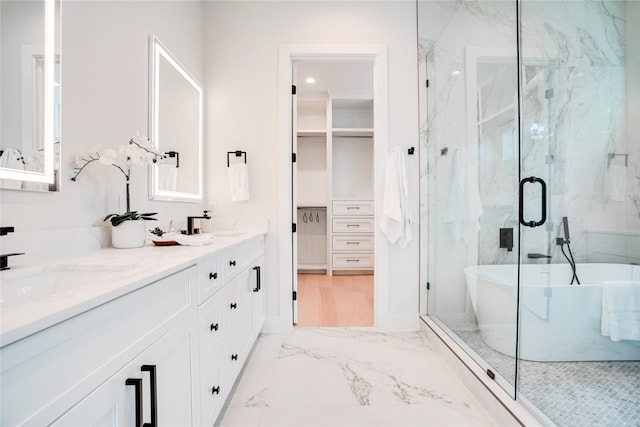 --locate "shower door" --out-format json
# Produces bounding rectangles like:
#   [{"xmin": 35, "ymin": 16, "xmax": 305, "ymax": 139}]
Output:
[{"xmin": 418, "ymin": 0, "xmax": 521, "ymax": 398}]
